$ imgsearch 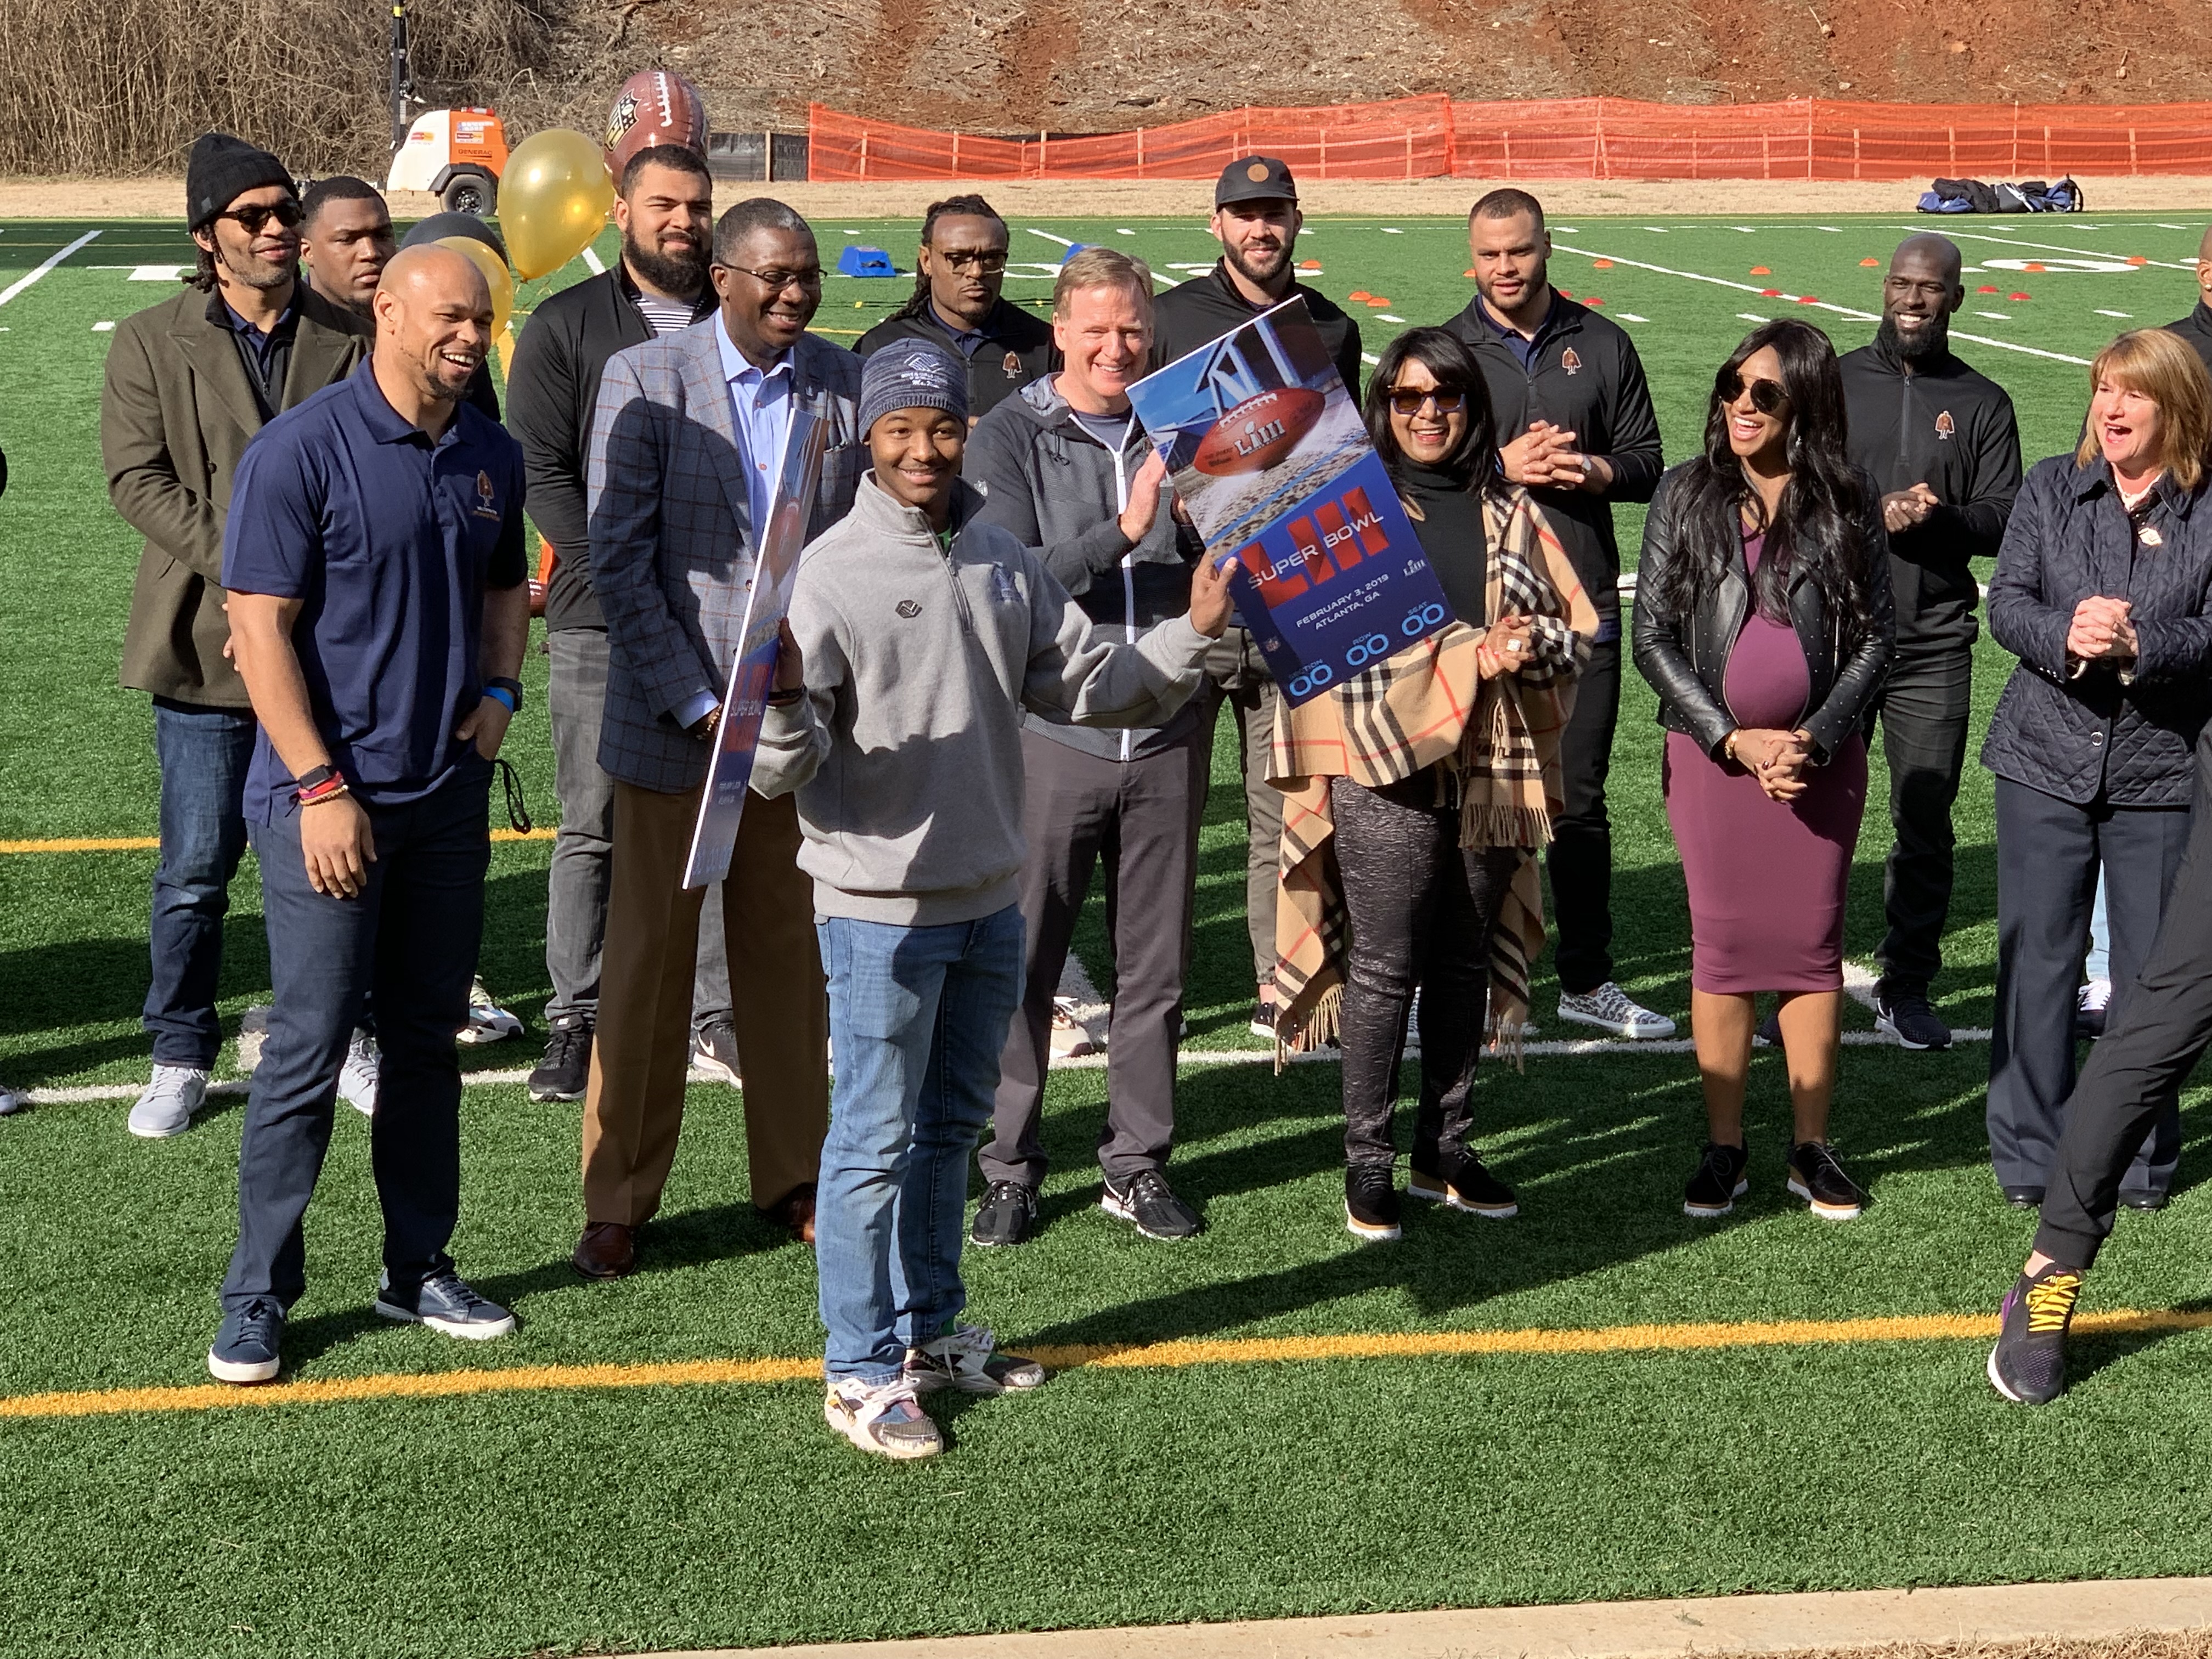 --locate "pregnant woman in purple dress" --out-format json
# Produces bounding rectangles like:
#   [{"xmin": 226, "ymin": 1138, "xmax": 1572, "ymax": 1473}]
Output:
[{"xmin": 1632, "ymin": 320, "xmax": 1895, "ymax": 1221}]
